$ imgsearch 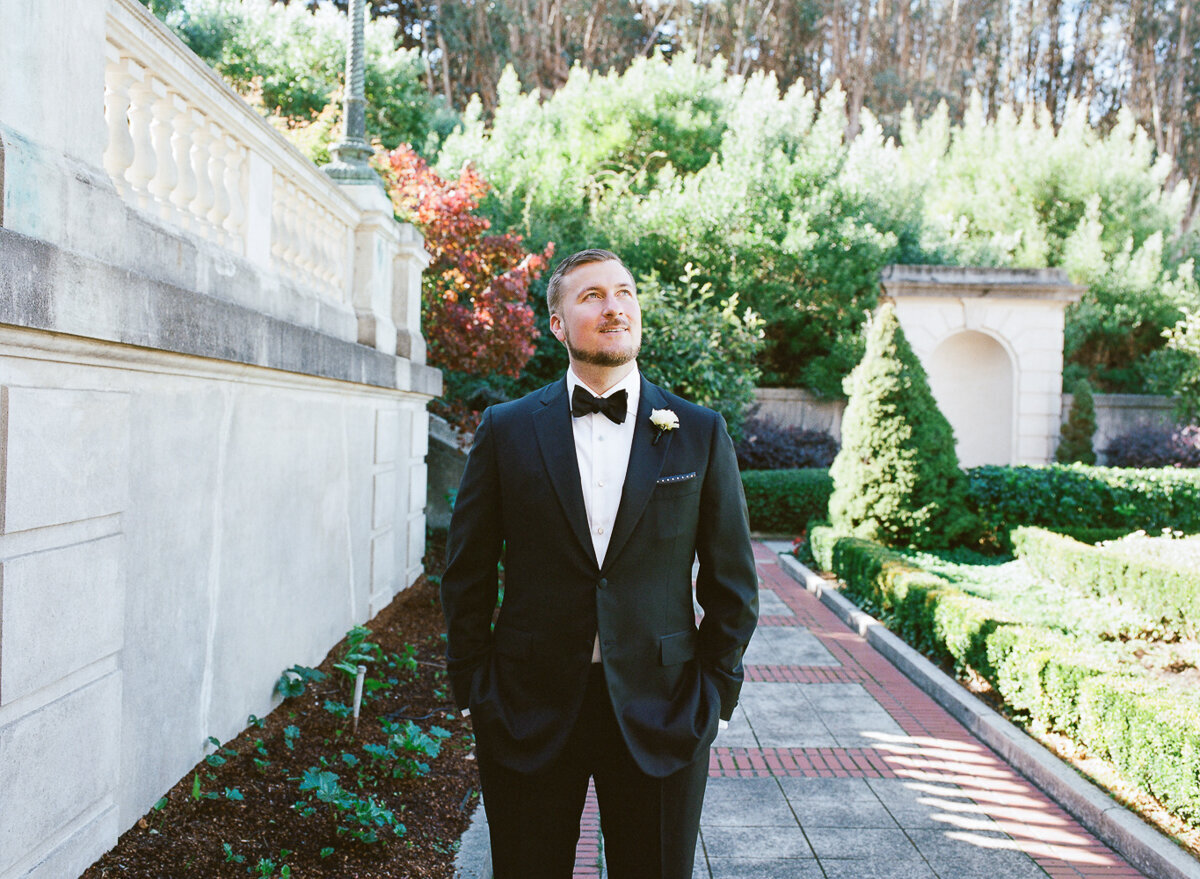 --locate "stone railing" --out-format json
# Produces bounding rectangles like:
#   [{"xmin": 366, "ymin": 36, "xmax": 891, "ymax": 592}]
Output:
[{"xmin": 102, "ymin": 0, "xmax": 357, "ymax": 305}]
